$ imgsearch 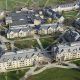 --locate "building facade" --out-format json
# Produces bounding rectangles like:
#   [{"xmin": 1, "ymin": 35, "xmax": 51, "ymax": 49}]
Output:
[
  {"xmin": 7, "ymin": 26, "xmax": 34, "ymax": 38},
  {"xmin": 0, "ymin": 48, "xmax": 44, "ymax": 72},
  {"xmin": 52, "ymin": 41, "xmax": 80, "ymax": 61},
  {"xmin": 53, "ymin": 3, "xmax": 80, "ymax": 12},
  {"xmin": 7, "ymin": 23, "xmax": 64, "ymax": 38},
  {"xmin": 5, "ymin": 7, "xmax": 64, "ymax": 39}
]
